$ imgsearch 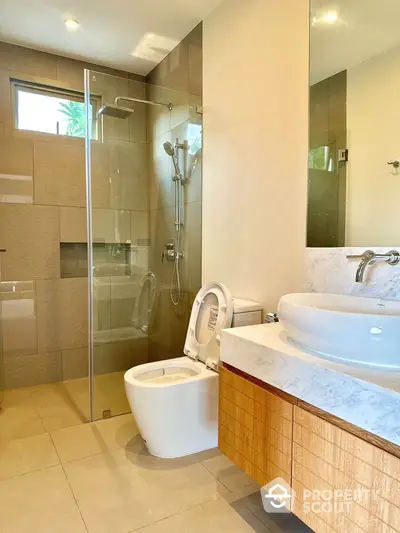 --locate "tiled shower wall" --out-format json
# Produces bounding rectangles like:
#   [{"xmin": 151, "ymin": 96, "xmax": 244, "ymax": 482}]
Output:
[
  {"xmin": 145, "ymin": 23, "xmax": 203, "ymax": 361},
  {"xmin": 0, "ymin": 41, "xmax": 145, "ymax": 388}
]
